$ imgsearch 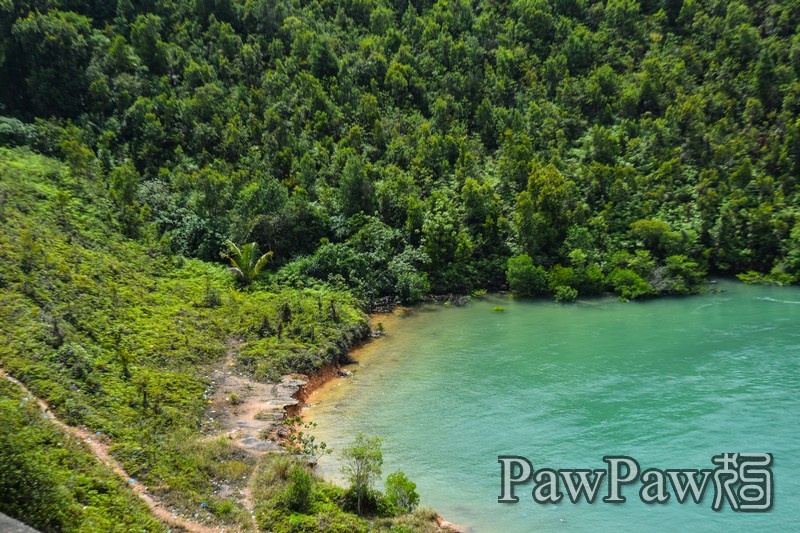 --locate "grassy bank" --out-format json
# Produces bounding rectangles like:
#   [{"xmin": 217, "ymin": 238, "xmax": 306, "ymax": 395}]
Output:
[
  {"xmin": 1, "ymin": 147, "xmax": 435, "ymax": 530},
  {"xmin": 0, "ymin": 376, "xmax": 162, "ymax": 531}
]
